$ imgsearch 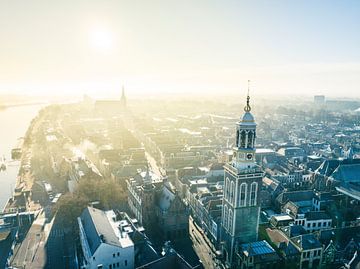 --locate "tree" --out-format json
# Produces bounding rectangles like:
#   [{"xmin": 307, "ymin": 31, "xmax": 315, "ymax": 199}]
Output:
[{"xmin": 53, "ymin": 178, "xmax": 127, "ymax": 233}]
